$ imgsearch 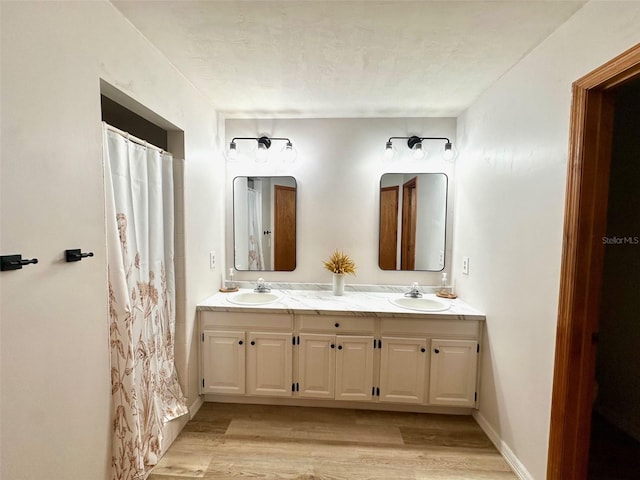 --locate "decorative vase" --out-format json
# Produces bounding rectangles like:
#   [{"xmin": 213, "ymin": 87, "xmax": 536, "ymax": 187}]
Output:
[{"xmin": 332, "ymin": 273, "xmax": 345, "ymax": 296}]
